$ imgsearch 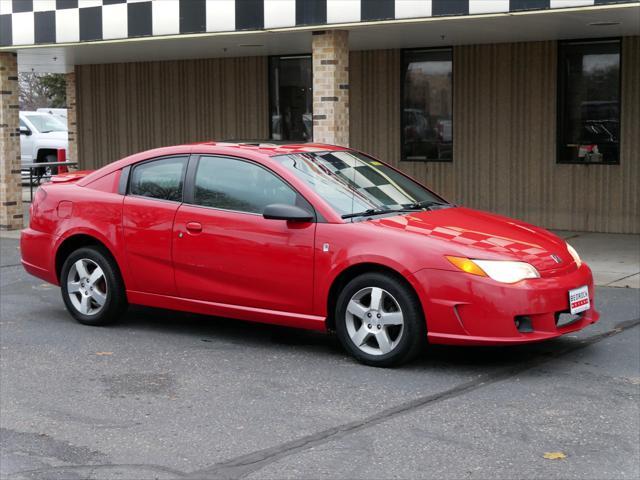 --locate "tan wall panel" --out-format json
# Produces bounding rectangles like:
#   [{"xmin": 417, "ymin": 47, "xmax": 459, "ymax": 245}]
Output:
[
  {"xmin": 350, "ymin": 38, "xmax": 639, "ymax": 233},
  {"xmin": 76, "ymin": 56, "xmax": 269, "ymax": 169},
  {"xmin": 76, "ymin": 41, "xmax": 637, "ymax": 233}
]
